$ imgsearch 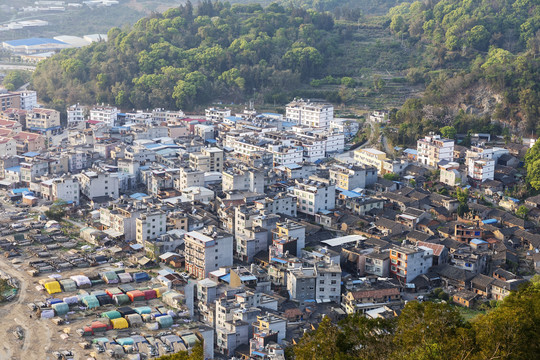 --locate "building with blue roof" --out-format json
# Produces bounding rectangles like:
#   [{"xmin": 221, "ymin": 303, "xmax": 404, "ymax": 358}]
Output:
[
  {"xmin": 2, "ymin": 38, "xmax": 72, "ymax": 54},
  {"xmin": 22, "ymin": 151, "xmax": 40, "ymax": 157}
]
